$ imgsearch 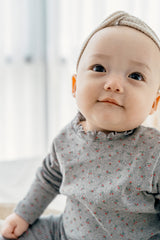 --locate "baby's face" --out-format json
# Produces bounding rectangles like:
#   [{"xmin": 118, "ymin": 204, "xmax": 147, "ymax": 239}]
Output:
[{"xmin": 73, "ymin": 26, "xmax": 160, "ymax": 132}]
